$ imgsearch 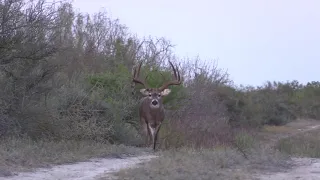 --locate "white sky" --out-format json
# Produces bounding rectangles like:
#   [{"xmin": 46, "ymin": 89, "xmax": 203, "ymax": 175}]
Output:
[{"xmin": 71, "ymin": 0, "xmax": 320, "ymax": 86}]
